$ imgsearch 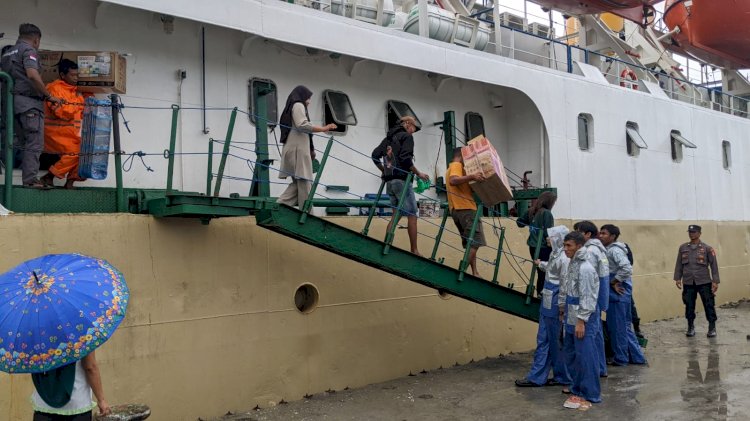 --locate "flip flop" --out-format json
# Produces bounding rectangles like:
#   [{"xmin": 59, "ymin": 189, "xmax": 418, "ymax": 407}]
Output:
[
  {"xmin": 561, "ymin": 387, "xmax": 571, "ymax": 394},
  {"xmin": 563, "ymin": 396, "xmax": 583, "ymax": 409},
  {"xmin": 545, "ymin": 379, "xmax": 563, "ymax": 386},
  {"xmin": 515, "ymin": 379, "xmax": 542, "ymax": 387},
  {"xmin": 577, "ymin": 400, "xmax": 593, "ymax": 411}
]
